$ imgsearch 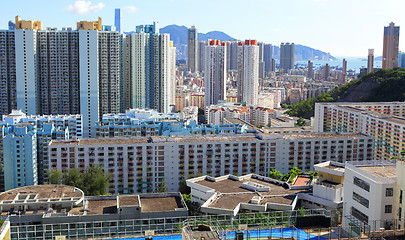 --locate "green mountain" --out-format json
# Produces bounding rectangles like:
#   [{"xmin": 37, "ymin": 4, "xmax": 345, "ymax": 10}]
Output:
[{"xmin": 286, "ymin": 68, "xmax": 405, "ymax": 118}]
